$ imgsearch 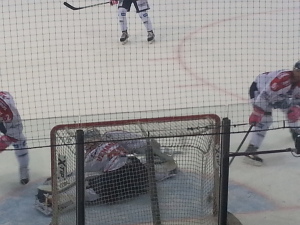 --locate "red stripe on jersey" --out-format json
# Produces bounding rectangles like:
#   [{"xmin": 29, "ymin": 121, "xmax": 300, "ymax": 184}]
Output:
[
  {"xmin": 270, "ymin": 72, "xmax": 292, "ymax": 91},
  {"xmin": 0, "ymin": 98, "xmax": 13, "ymax": 122},
  {"xmin": 96, "ymin": 142, "xmax": 127, "ymax": 161}
]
